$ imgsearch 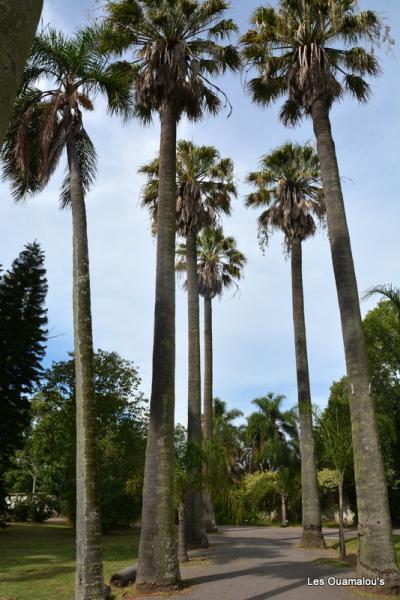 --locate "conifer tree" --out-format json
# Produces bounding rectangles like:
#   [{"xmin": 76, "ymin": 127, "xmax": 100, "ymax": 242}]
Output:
[{"xmin": 0, "ymin": 242, "xmax": 48, "ymax": 520}]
